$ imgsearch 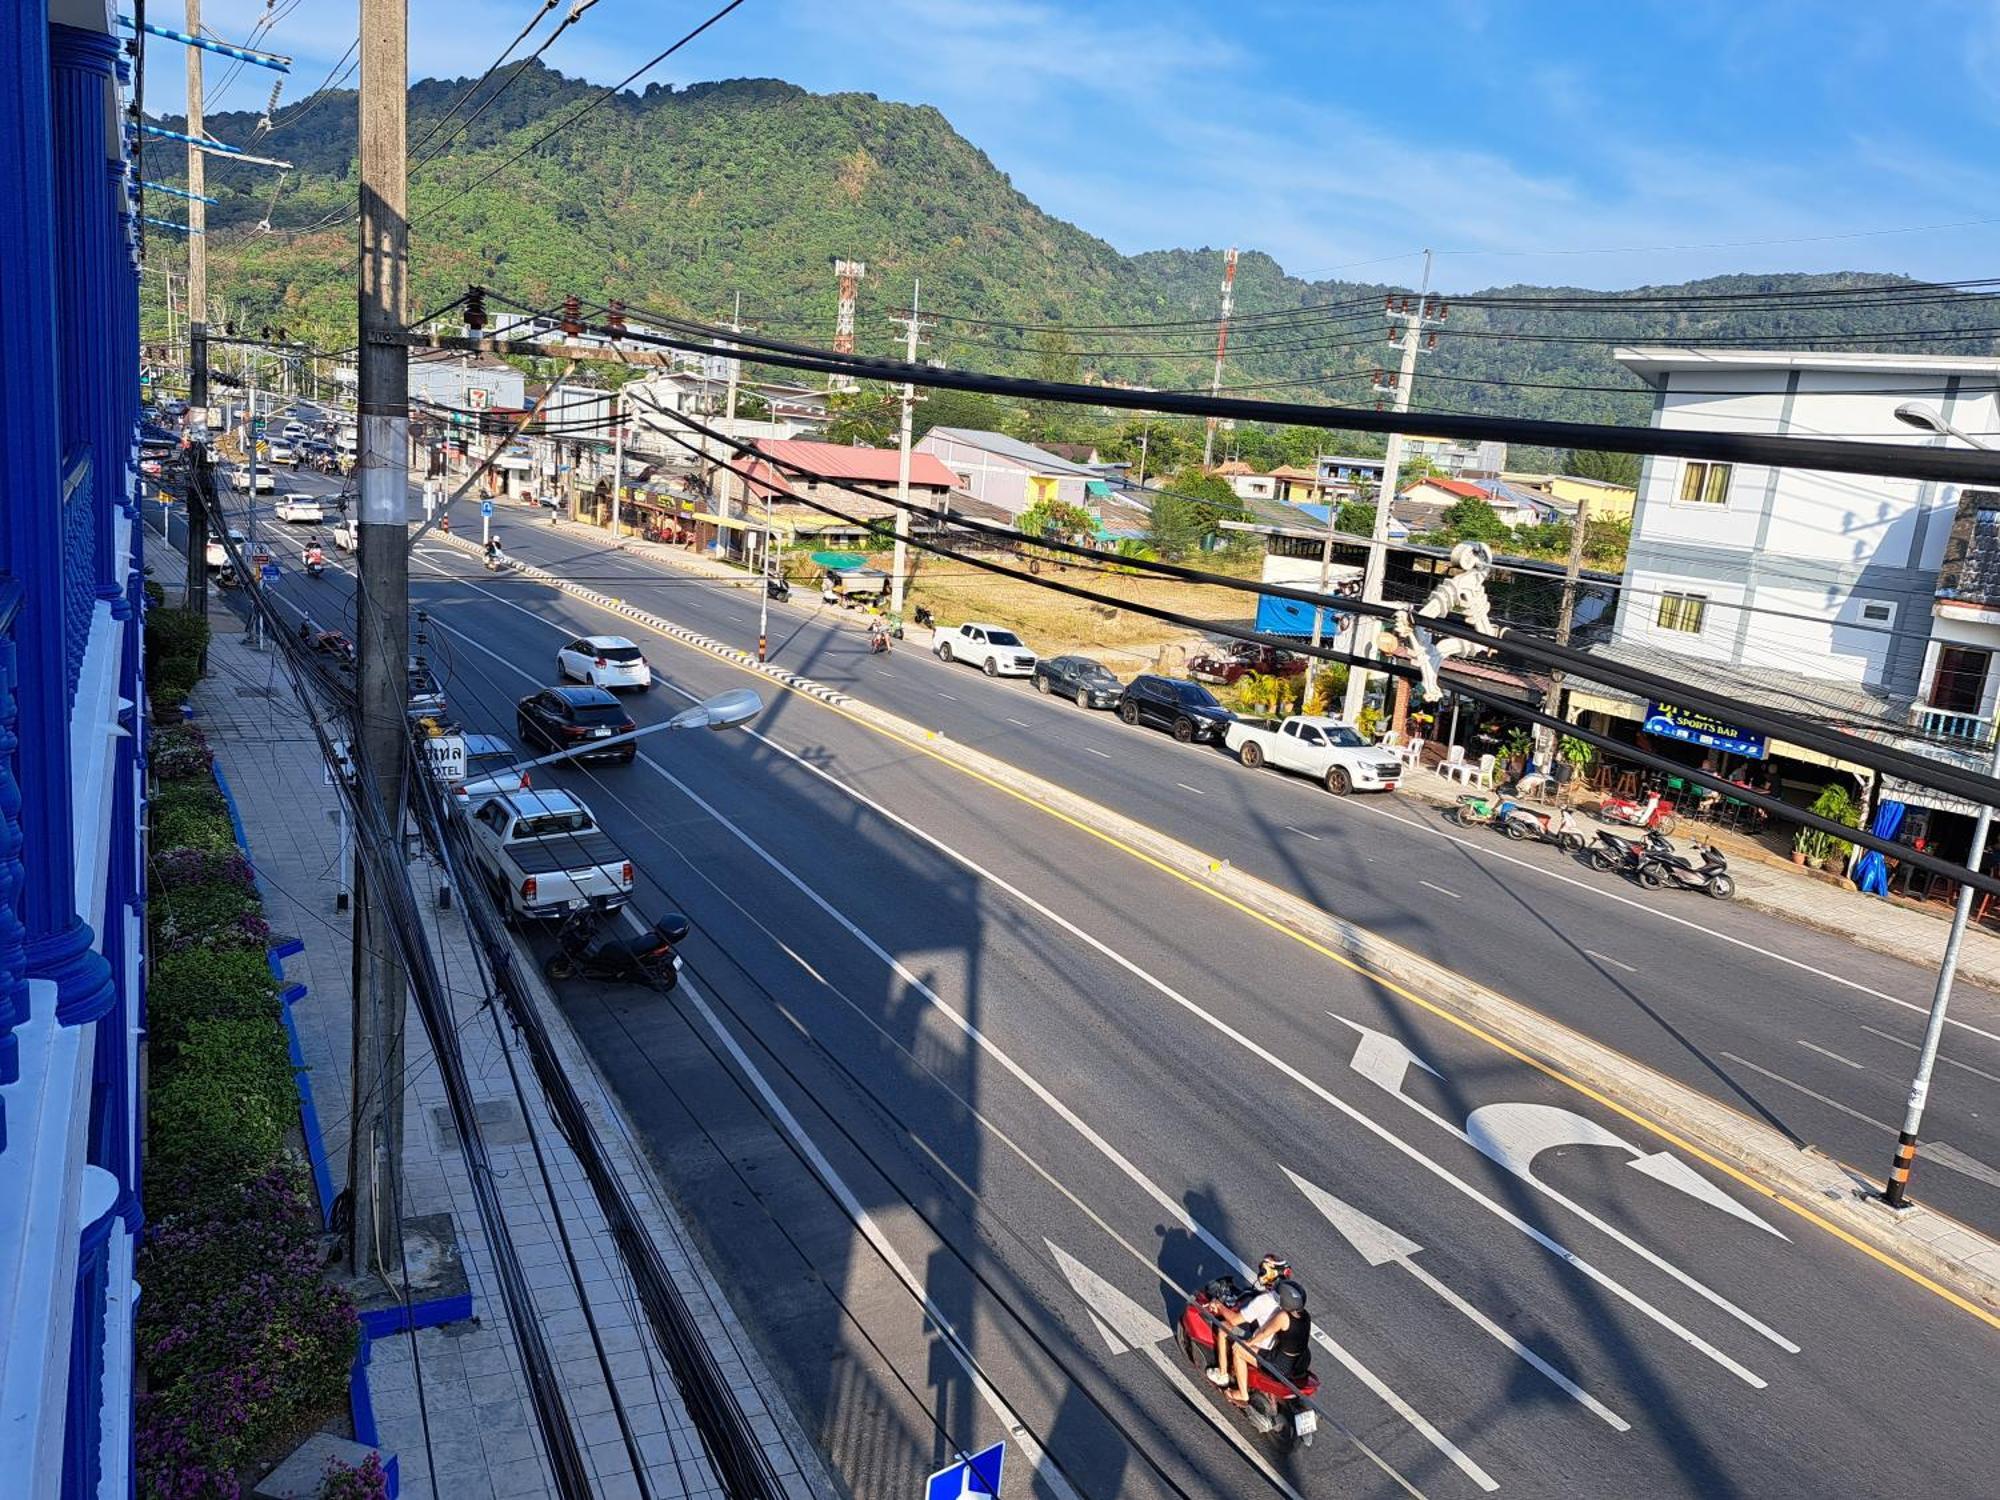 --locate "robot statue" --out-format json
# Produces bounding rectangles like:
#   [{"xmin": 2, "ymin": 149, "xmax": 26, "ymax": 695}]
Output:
[{"xmin": 1376, "ymin": 541, "xmax": 1503, "ymax": 702}]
